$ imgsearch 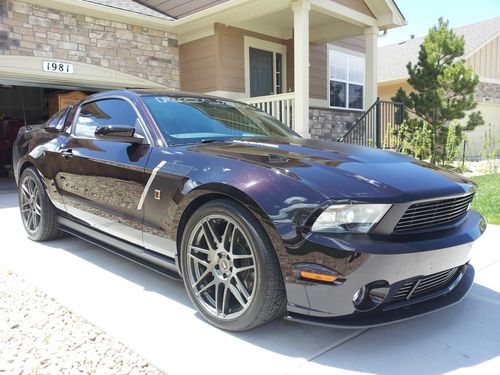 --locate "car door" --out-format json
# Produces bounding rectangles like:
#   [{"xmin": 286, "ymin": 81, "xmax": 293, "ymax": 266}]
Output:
[{"xmin": 57, "ymin": 97, "xmax": 151, "ymax": 246}]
